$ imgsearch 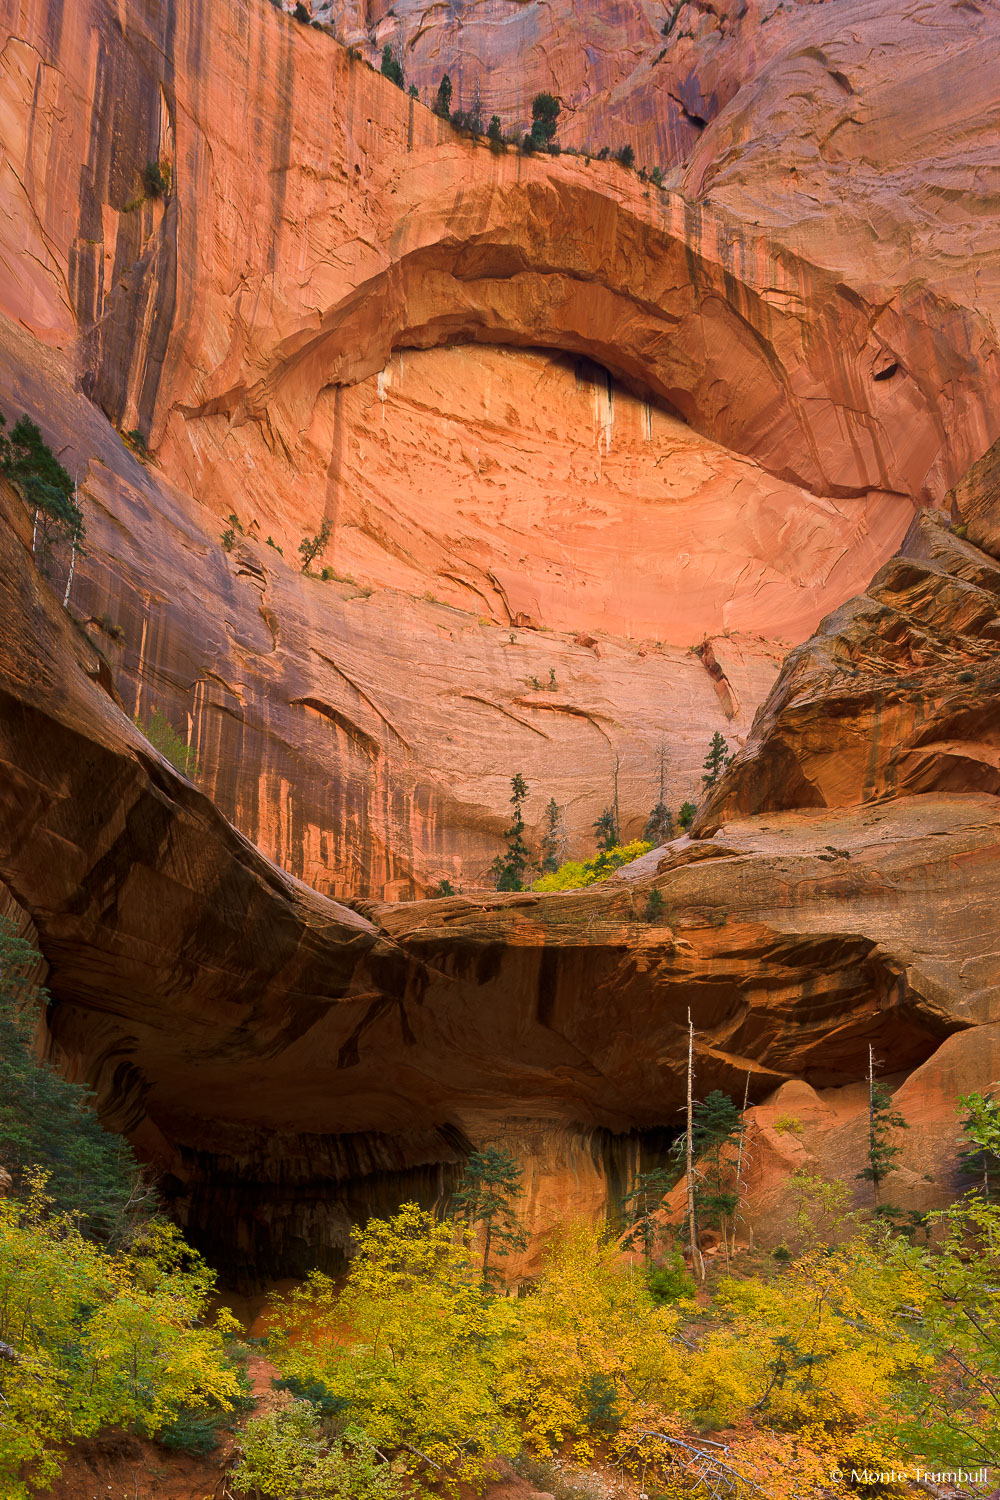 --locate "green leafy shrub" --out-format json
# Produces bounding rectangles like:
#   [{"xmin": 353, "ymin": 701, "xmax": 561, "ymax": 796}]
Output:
[
  {"xmin": 616, "ymin": 143, "xmax": 635, "ymax": 169},
  {"xmin": 0, "ymin": 919, "xmax": 151, "ymax": 1240},
  {"xmin": 235, "ymin": 1402, "xmax": 401, "ymax": 1500},
  {"xmin": 433, "ymin": 73, "xmax": 453, "ymax": 119},
  {"xmin": 0, "ymin": 1194, "xmax": 240, "ymax": 1497},
  {"xmin": 134, "ymin": 707, "xmax": 199, "ymax": 779},
  {"xmin": 647, "ymin": 1254, "xmax": 695, "ymax": 1304},
  {"xmin": 773, "ymin": 1114, "xmax": 804, "ymax": 1136},
  {"xmin": 381, "ymin": 43, "xmax": 405, "ymax": 89},
  {"xmin": 142, "ymin": 160, "xmax": 170, "ymax": 198},
  {"xmin": 678, "ymin": 800, "xmax": 697, "ymax": 831},
  {"xmin": 0, "ymin": 408, "xmax": 84, "ymax": 567}
]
